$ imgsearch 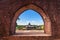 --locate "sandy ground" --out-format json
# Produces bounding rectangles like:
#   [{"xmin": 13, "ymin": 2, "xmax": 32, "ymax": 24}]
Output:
[
  {"xmin": 13, "ymin": 30, "xmax": 51, "ymax": 36},
  {"xmin": 16, "ymin": 30, "xmax": 44, "ymax": 33}
]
